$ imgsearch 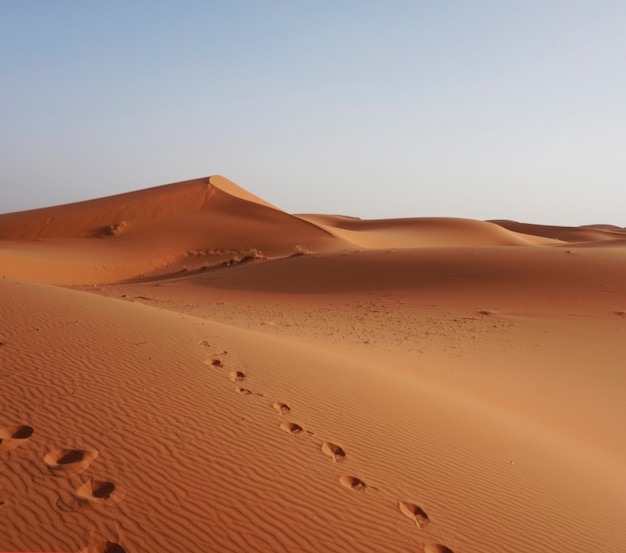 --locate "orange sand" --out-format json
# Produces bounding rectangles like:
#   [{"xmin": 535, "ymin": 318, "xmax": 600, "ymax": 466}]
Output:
[{"xmin": 1, "ymin": 176, "xmax": 625, "ymax": 552}]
